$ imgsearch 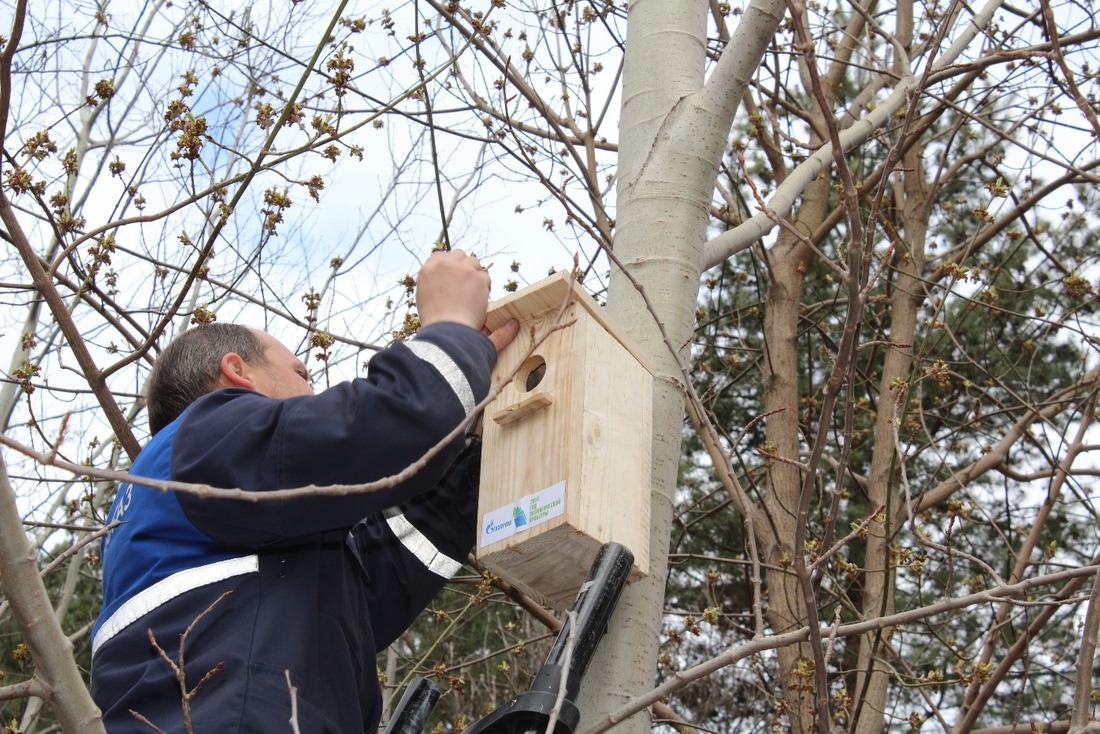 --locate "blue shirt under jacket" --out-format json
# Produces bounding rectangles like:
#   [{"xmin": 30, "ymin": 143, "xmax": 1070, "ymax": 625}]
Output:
[{"xmin": 90, "ymin": 322, "xmax": 497, "ymax": 734}]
